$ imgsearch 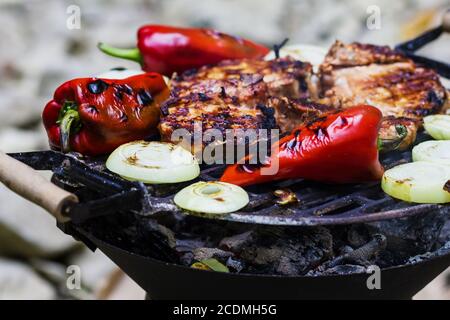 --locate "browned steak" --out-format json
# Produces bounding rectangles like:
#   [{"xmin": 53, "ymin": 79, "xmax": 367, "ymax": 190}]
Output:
[
  {"xmin": 159, "ymin": 58, "xmax": 322, "ymax": 150},
  {"xmin": 171, "ymin": 57, "xmax": 316, "ymax": 101},
  {"xmin": 320, "ymin": 41, "xmax": 447, "ymax": 118},
  {"xmin": 320, "ymin": 41, "xmax": 407, "ymax": 72},
  {"xmin": 159, "ymin": 93, "xmax": 276, "ymax": 154},
  {"xmin": 319, "ymin": 41, "xmax": 447, "ymax": 150},
  {"xmin": 267, "ymin": 97, "xmax": 333, "ymax": 133}
]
